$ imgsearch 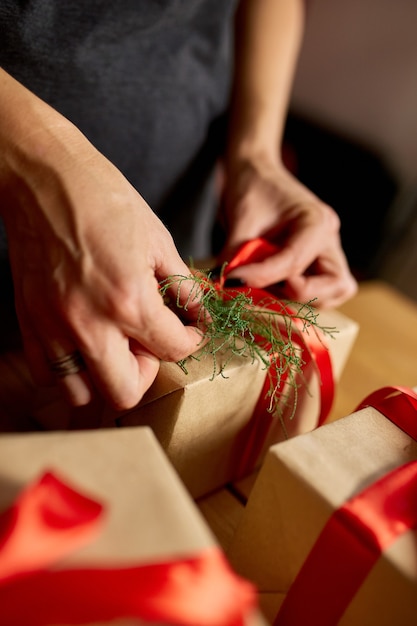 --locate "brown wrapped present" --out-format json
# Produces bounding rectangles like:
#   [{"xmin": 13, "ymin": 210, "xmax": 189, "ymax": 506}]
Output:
[
  {"xmin": 227, "ymin": 387, "xmax": 417, "ymax": 625},
  {"xmin": 33, "ymin": 307, "xmax": 358, "ymax": 499},
  {"xmin": 0, "ymin": 426, "xmax": 266, "ymax": 626}
]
